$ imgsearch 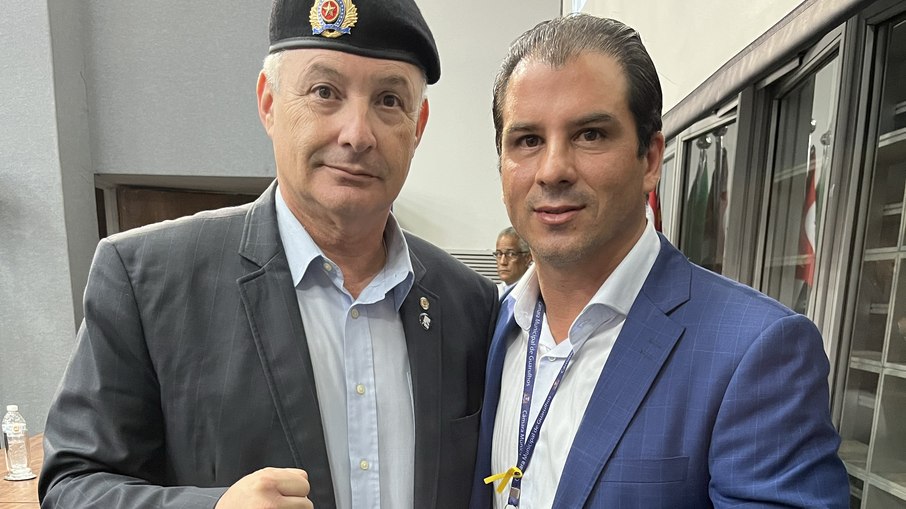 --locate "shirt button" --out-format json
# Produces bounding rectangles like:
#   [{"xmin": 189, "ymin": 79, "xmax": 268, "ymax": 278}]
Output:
[
  {"xmin": 323, "ymin": 262, "xmax": 332, "ymax": 272},
  {"xmin": 356, "ymin": 384, "xmax": 366, "ymax": 395},
  {"xmin": 351, "ymin": 308, "xmax": 360, "ymax": 319},
  {"xmin": 359, "ymin": 459, "xmax": 369, "ymax": 470}
]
